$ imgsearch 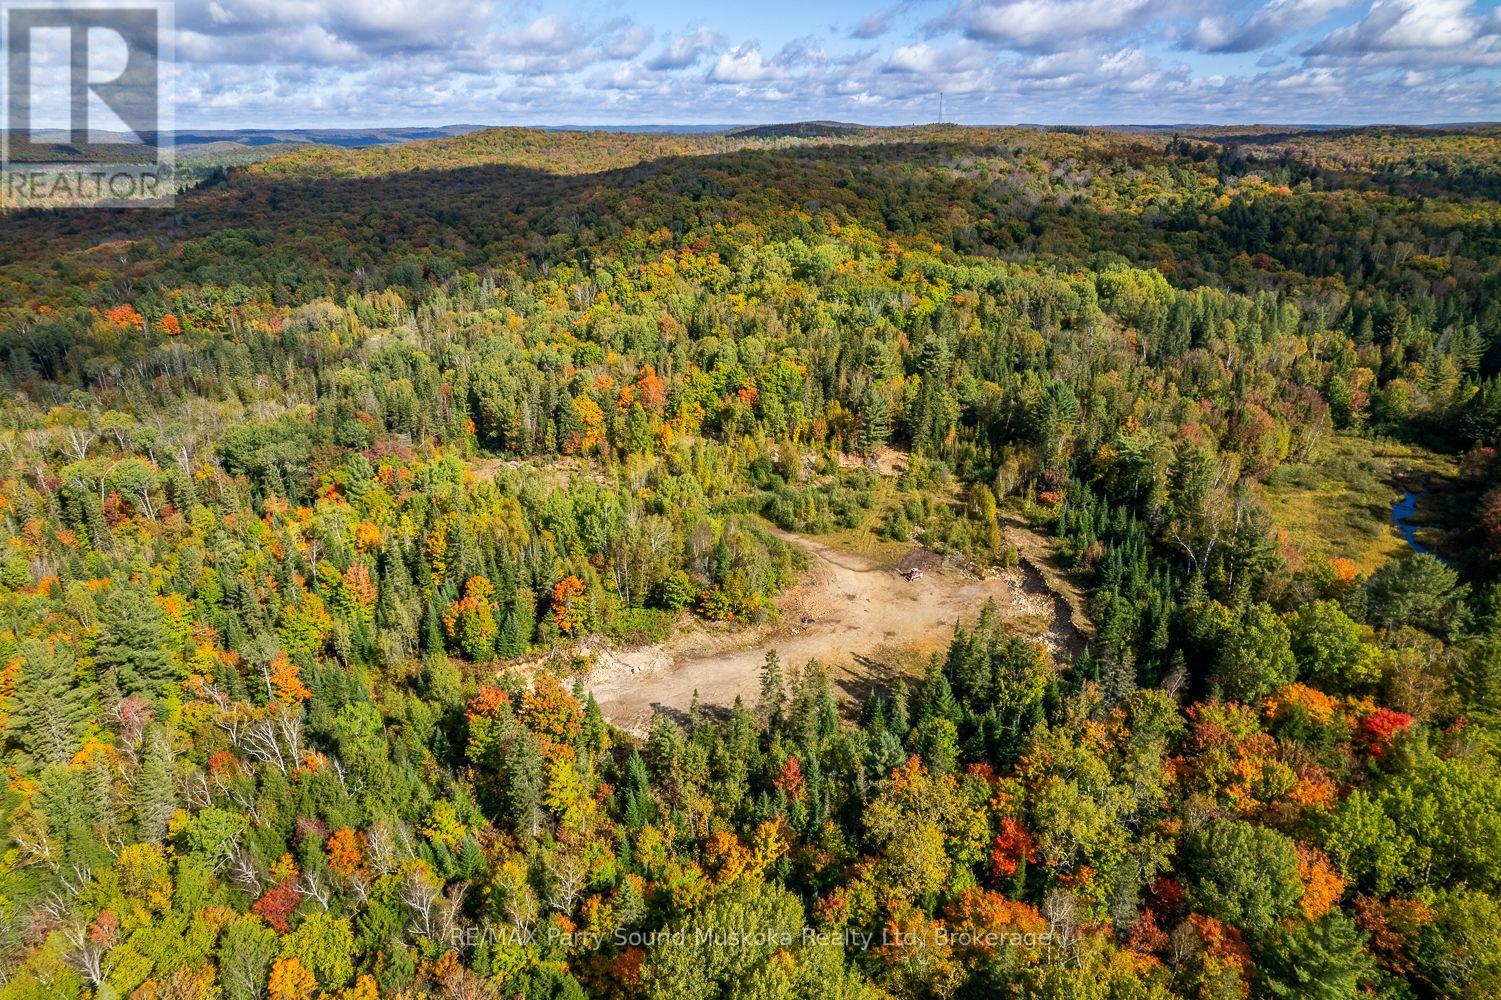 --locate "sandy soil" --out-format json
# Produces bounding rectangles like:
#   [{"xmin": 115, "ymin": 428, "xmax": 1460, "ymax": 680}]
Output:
[{"xmin": 586, "ymin": 526, "xmax": 1085, "ymax": 733}]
